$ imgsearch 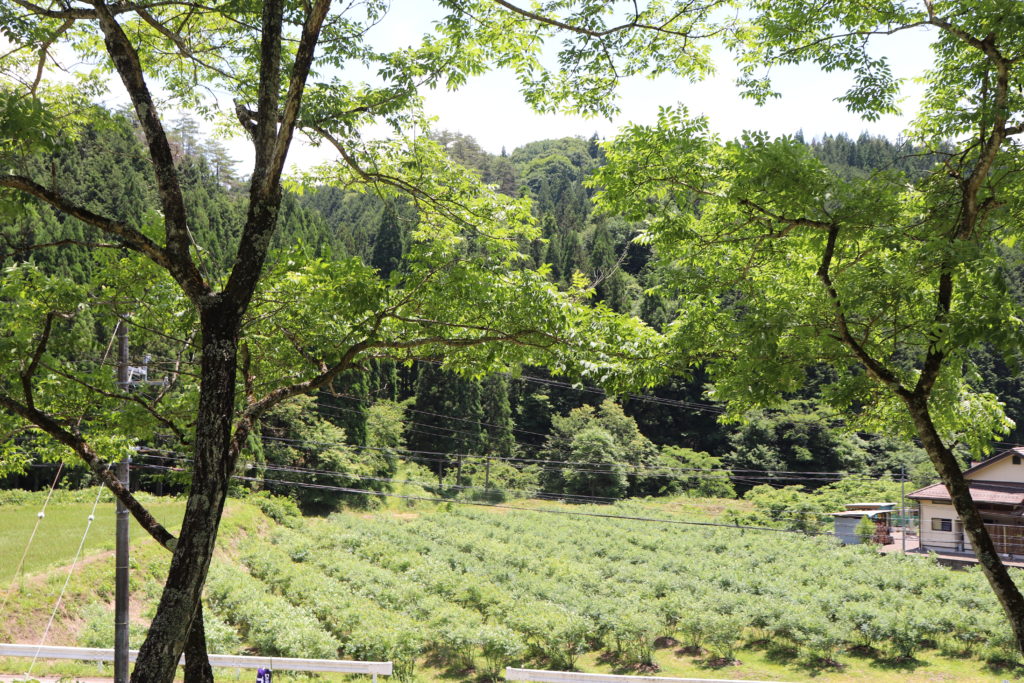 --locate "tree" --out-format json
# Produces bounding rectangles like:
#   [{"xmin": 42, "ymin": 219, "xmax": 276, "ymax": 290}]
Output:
[
  {"xmin": 257, "ymin": 394, "xmax": 391, "ymax": 511},
  {"xmin": 540, "ymin": 399, "xmax": 660, "ymax": 497},
  {"xmin": 0, "ymin": 2, "xmax": 700, "ymax": 679},
  {"xmin": 563, "ymin": 425, "xmax": 628, "ymax": 499},
  {"xmin": 480, "ymin": 374, "xmax": 515, "ymax": 459},
  {"xmin": 724, "ymin": 399, "xmax": 923, "ymax": 483},
  {"xmin": 855, "ymin": 514, "xmax": 877, "ymax": 545},
  {"xmin": 406, "ymin": 362, "xmax": 485, "ymax": 485},
  {"xmin": 654, "ymin": 445, "xmax": 736, "ymax": 498},
  {"xmin": 370, "ymin": 200, "xmax": 407, "ymax": 279},
  {"xmin": 593, "ymin": 0, "xmax": 1024, "ymax": 648}
]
